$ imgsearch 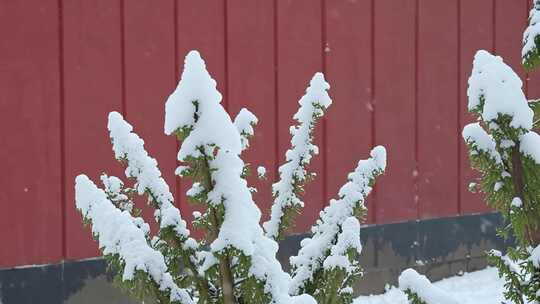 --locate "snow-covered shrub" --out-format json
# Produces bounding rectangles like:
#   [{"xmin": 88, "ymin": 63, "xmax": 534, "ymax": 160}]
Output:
[
  {"xmin": 75, "ymin": 50, "xmax": 386, "ymax": 304},
  {"xmin": 461, "ymin": 19, "xmax": 540, "ymax": 301}
]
